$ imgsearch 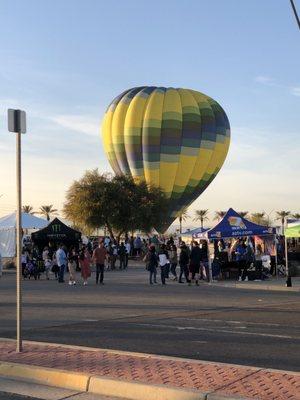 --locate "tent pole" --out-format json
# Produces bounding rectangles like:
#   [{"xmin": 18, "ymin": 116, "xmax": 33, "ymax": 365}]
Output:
[
  {"xmin": 285, "ymin": 235, "xmax": 292, "ymax": 287},
  {"xmin": 274, "ymin": 234, "xmax": 278, "ymax": 280},
  {"xmin": 207, "ymin": 239, "xmax": 213, "ymax": 283}
]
